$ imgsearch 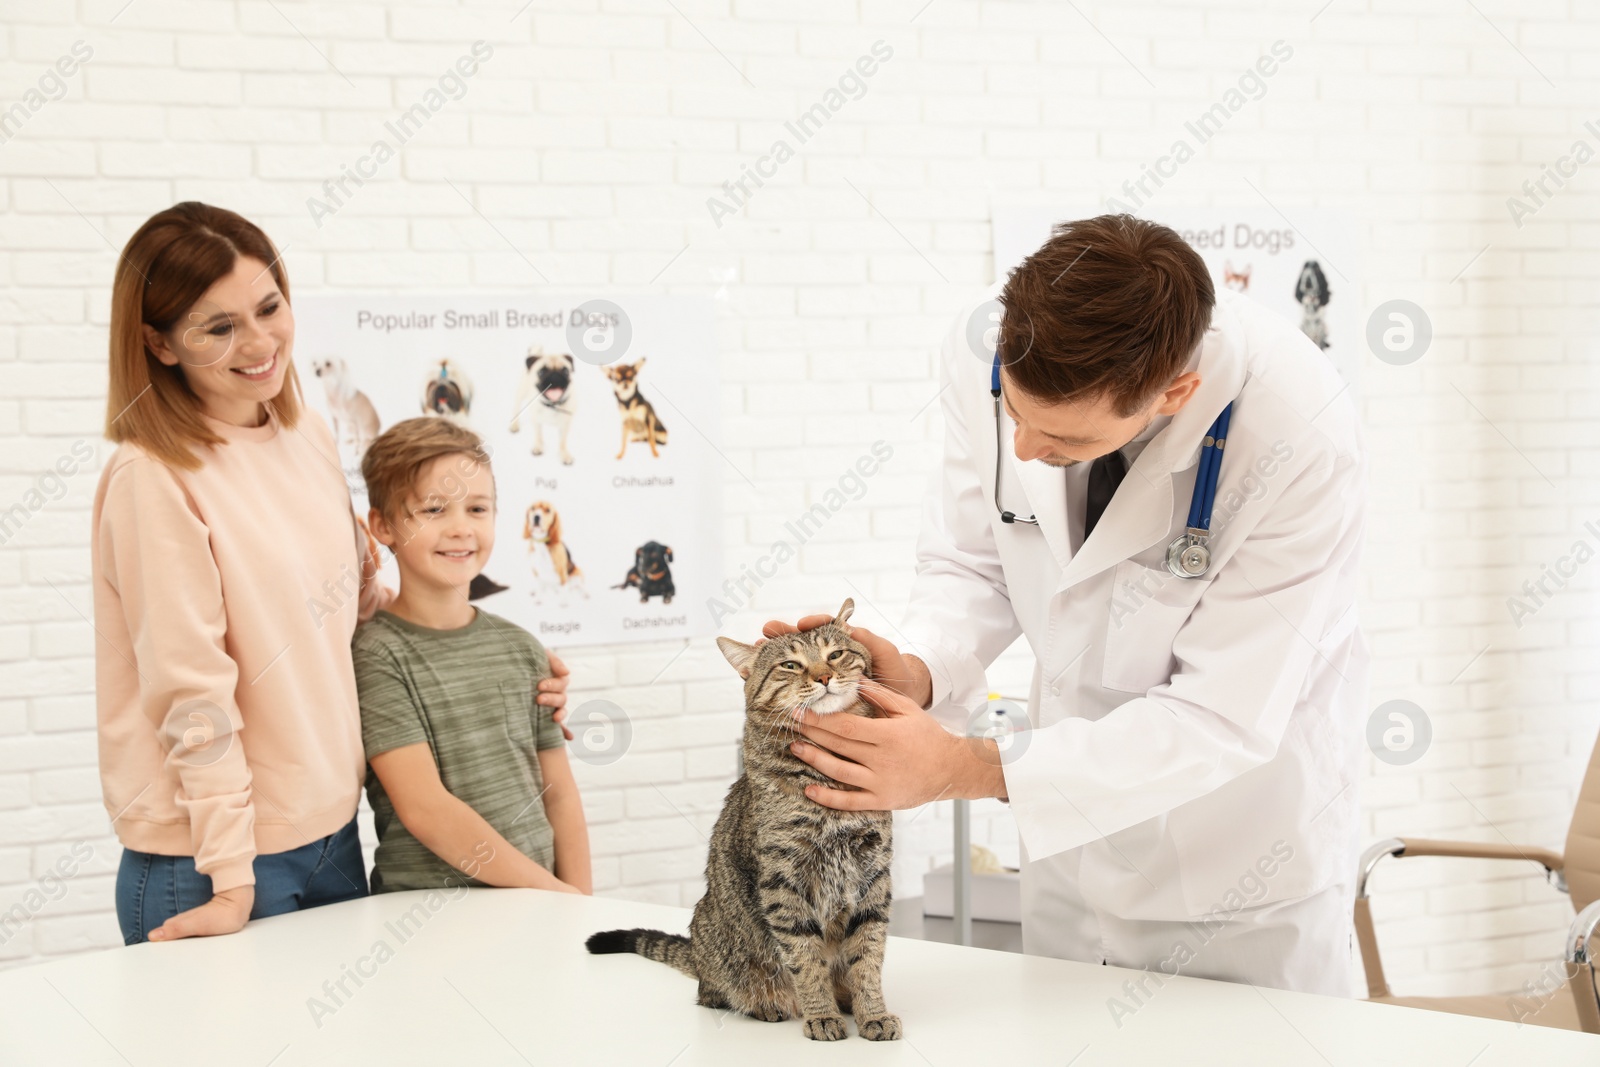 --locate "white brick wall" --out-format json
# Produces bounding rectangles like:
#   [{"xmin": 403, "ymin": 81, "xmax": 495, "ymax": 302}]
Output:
[{"xmin": 1, "ymin": 0, "xmax": 1597, "ymax": 1005}]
